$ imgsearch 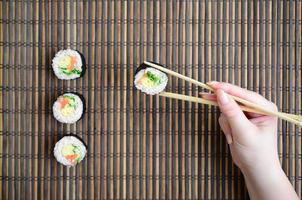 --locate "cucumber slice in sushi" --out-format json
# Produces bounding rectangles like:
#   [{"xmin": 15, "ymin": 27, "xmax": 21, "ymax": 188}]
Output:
[
  {"xmin": 53, "ymin": 93, "xmax": 84, "ymax": 124},
  {"xmin": 54, "ymin": 136, "xmax": 87, "ymax": 167},
  {"xmin": 52, "ymin": 49, "xmax": 83, "ymax": 80}
]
